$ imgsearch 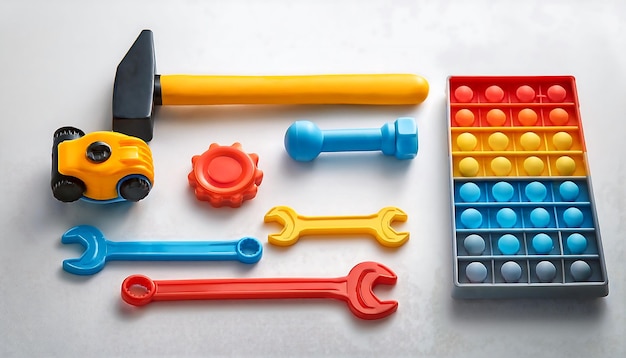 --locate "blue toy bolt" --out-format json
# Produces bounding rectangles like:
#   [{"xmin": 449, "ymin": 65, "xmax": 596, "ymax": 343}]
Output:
[{"xmin": 284, "ymin": 117, "xmax": 418, "ymax": 161}]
